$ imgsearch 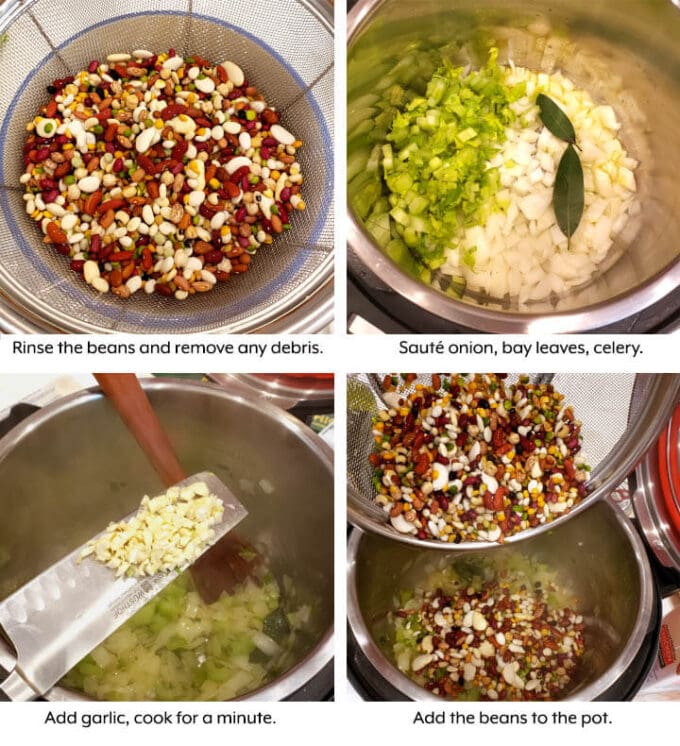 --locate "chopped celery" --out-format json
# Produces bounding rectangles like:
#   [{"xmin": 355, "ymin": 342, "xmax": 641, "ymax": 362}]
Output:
[
  {"xmin": 382, "ymin": 48, "xmax": 525, "ymax": 269},
  {"xmin": 365, "ymin": 212, "xmax": 391, "ymax": 248},
  {"xmin": 60, "ymin": 568, "xmax": 310, "ymax": 702},
  {"xmin": 445, "ymin": 276, "xmax": 467, "ymax": 298}
]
